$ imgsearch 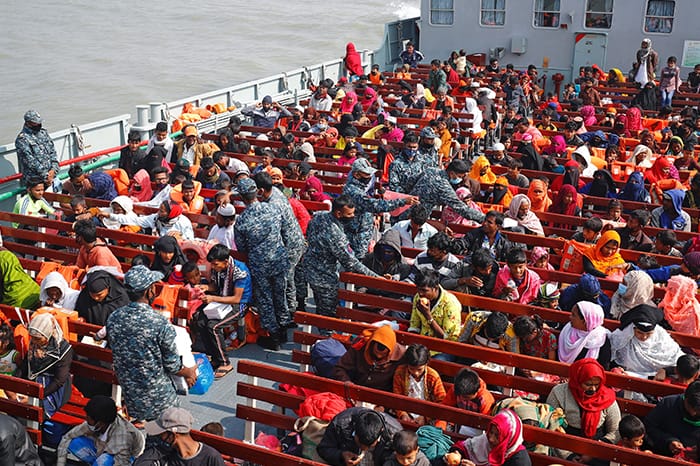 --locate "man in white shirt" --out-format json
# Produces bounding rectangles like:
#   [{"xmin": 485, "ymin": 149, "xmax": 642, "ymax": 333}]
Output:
[
  {"xmin": 391, "ymin": 204, "xmax": 438, "ymax": 251},
  {"xmin": 207, "ymin": 204, "xmax": 236, "ymax": 249}
]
